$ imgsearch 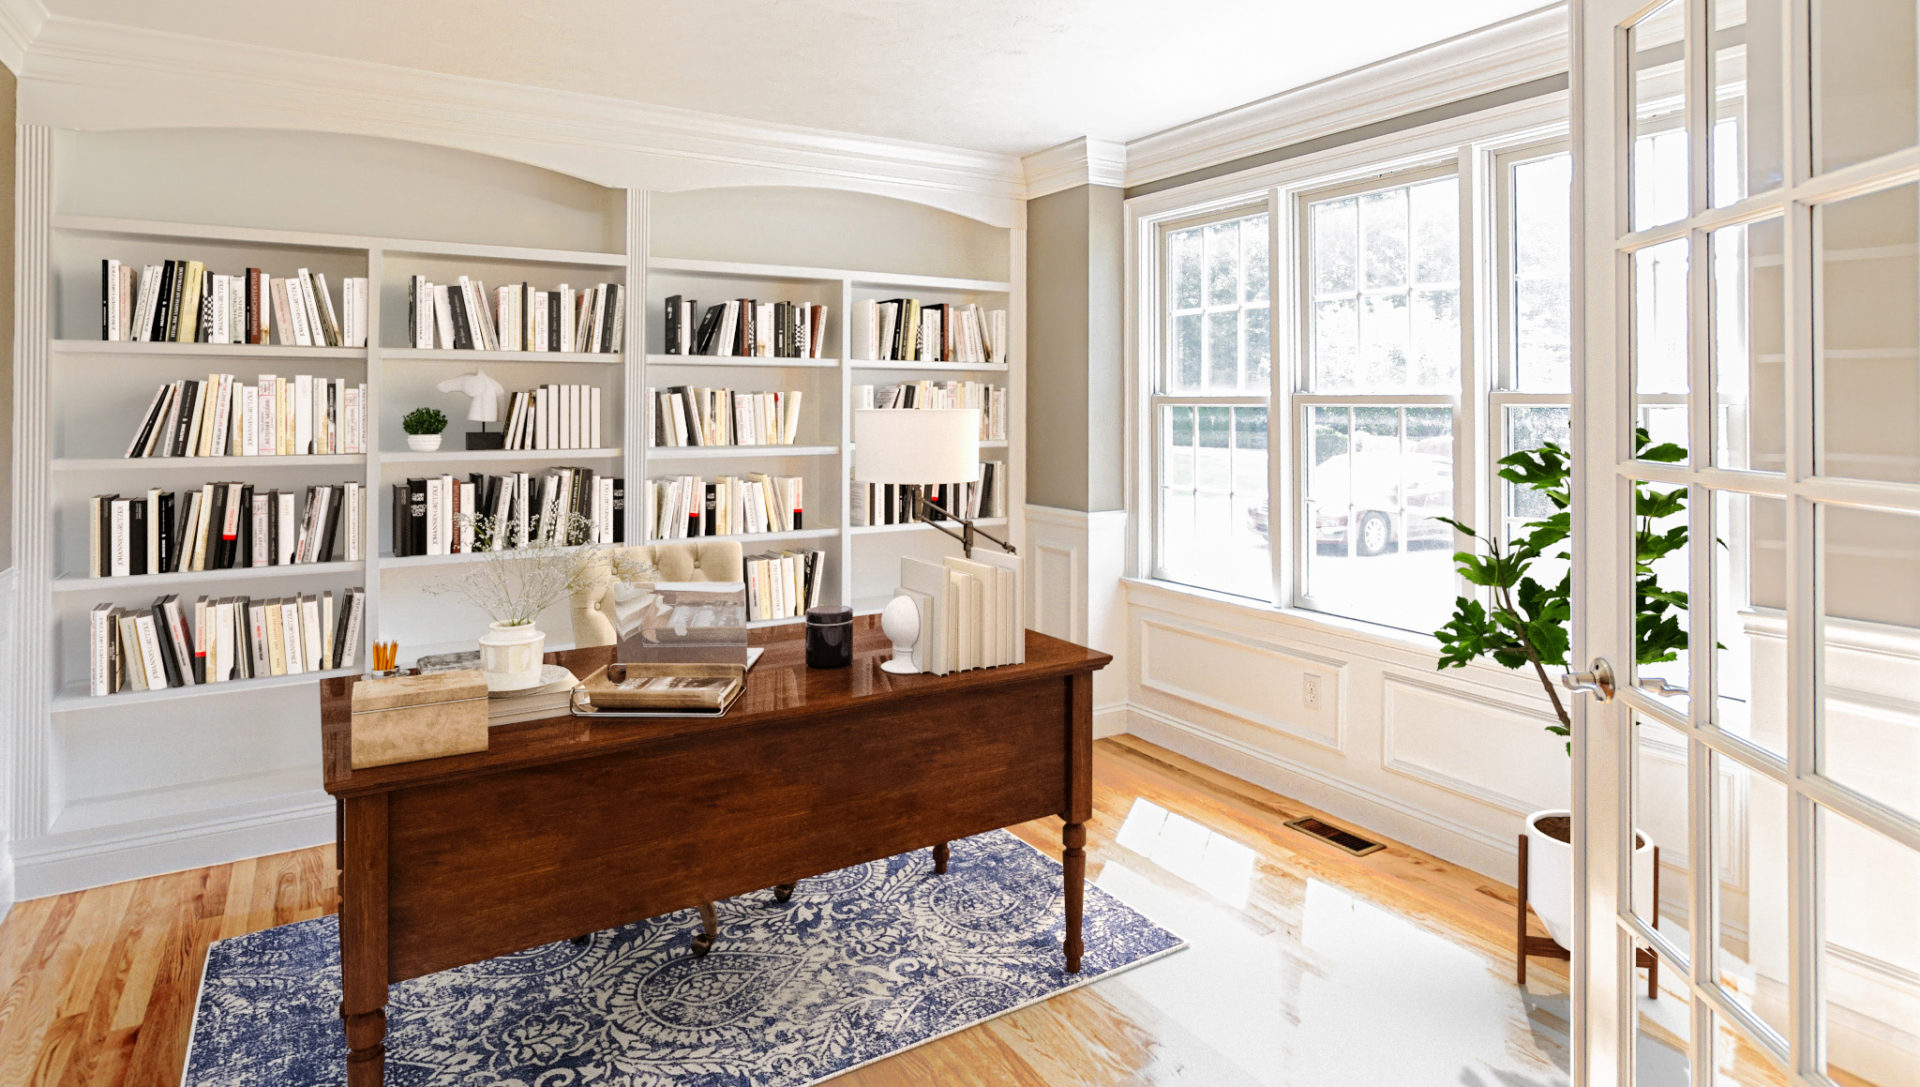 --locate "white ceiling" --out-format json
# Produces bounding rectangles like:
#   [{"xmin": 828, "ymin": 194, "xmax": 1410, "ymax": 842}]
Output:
[{"xmin": 49, "ymin": 0, "xmax": 1553, "ymax": 158}]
